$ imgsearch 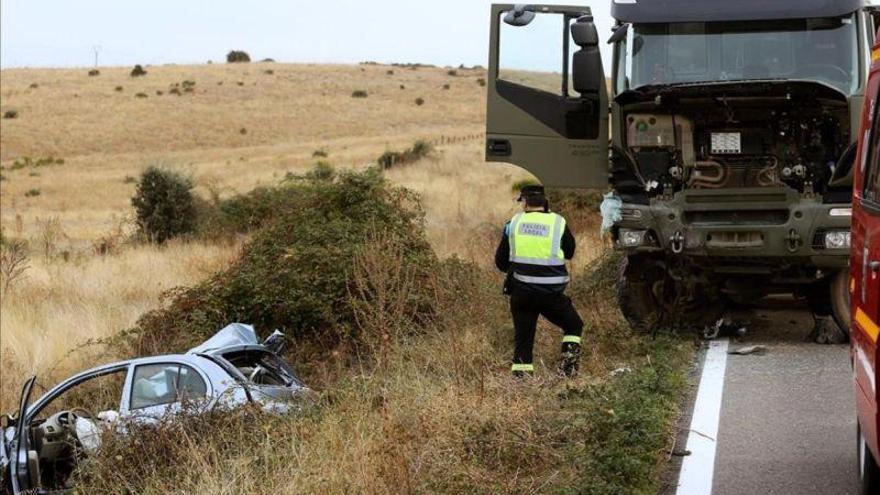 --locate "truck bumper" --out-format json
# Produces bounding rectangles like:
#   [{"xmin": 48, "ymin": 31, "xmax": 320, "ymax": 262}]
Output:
[{"xmin": 613, "ymin": 188, "xmax": 850, "ymax": 272}]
